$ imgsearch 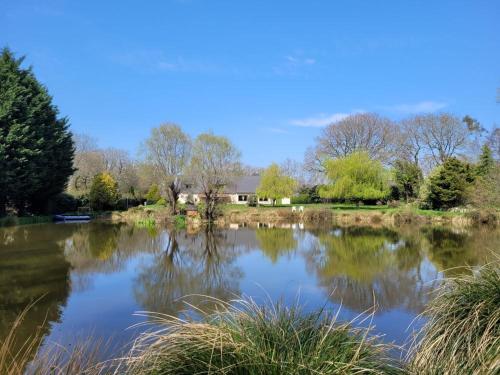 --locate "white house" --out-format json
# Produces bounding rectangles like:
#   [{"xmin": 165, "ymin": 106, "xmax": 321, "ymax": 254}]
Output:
[{"xmin": 178, "ymin": 175, "xmax": 291, "ymax": 205}]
